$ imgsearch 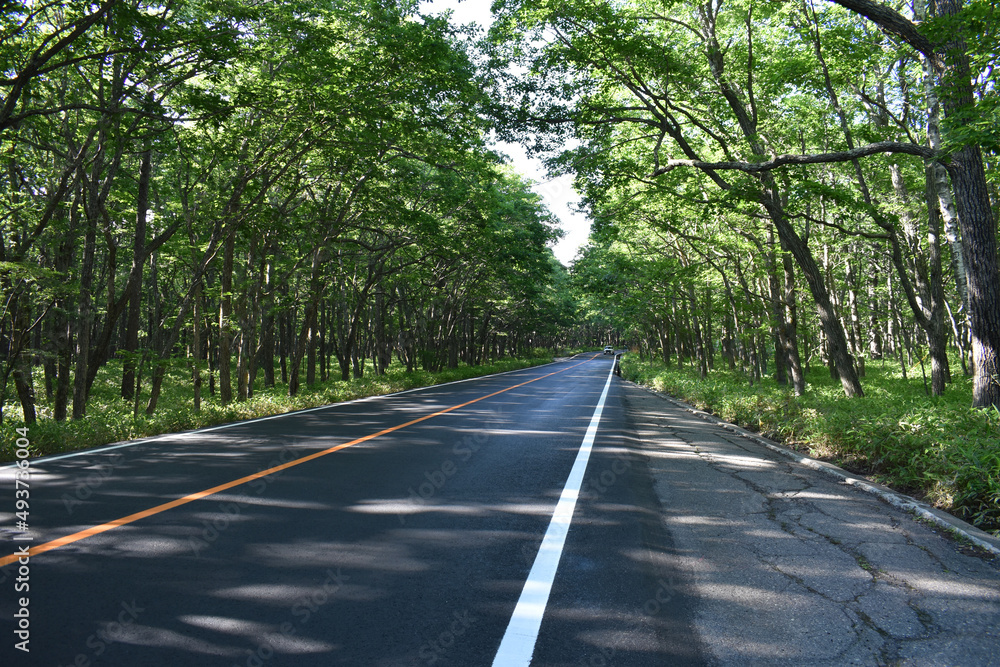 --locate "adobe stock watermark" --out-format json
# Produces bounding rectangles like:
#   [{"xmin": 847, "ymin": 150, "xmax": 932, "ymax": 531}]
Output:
[
  {"xmin": 583, "ymin": 449, "xmax": 633, "ymax": 497},
  {"xmin": 577, "ymin": 575, "xmax": 680, "ymax": 667},
  {"xmin": 10, "ymin": 425, "xmax": 33, "ymax": 654},
  {"xmin": 188, "ymin": 445, "xmax": 300, "ymax": 557},
  {"xmin": 11, "ymin": 546, "xmax": 30, "ymax": 654},
  {"xmin": 397, "ymin": 407, "xmax": 504, "ymax": 526},
  {"xmin": 56, "ymin": 599, "xmax": 145, "ymax": 667},
  {"xmin": 641, "ymin": 575, "xmax": 680, "ymax": 617},
  {"xmin": 62, "ymin": 452, "xmax": 127, "ymax": 516},
  {"xmin": 518, "ymin": 449, "xmax": 633, "ymax": 567},
  {"xmin": 533, "ymin": 173, "xmax": 579, "ymax": 206},
  {"xmin": 233, "ymin": 567, "xmax": 350, "ymax": 667},
  {"xmin": 417, "ymin": 609, "xmax": 477, "ymax": 665}
]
